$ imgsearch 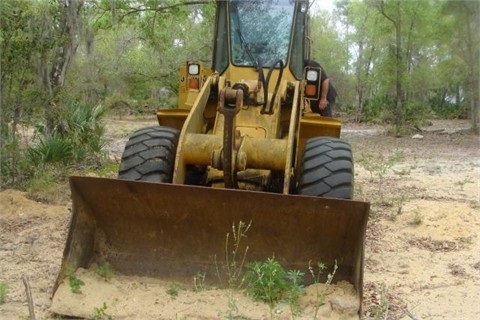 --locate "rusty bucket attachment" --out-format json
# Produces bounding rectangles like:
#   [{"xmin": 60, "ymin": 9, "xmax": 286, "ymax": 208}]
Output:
[{"xmin": 52, "ymin": 176, "xmax": 369, "ymax": 317}]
